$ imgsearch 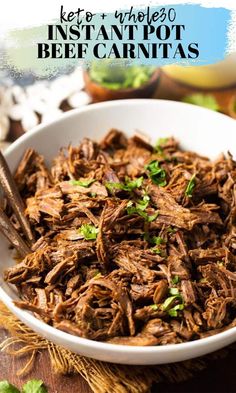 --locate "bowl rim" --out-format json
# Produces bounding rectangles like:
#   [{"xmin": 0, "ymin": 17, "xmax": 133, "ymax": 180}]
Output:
[
  {"xmin": 1, "ymin": 98, "xmax": 236, "ymax": 356},
  {"xmin": 4, "ymin": 98, "xmax": 236, "ymax": 158}
]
